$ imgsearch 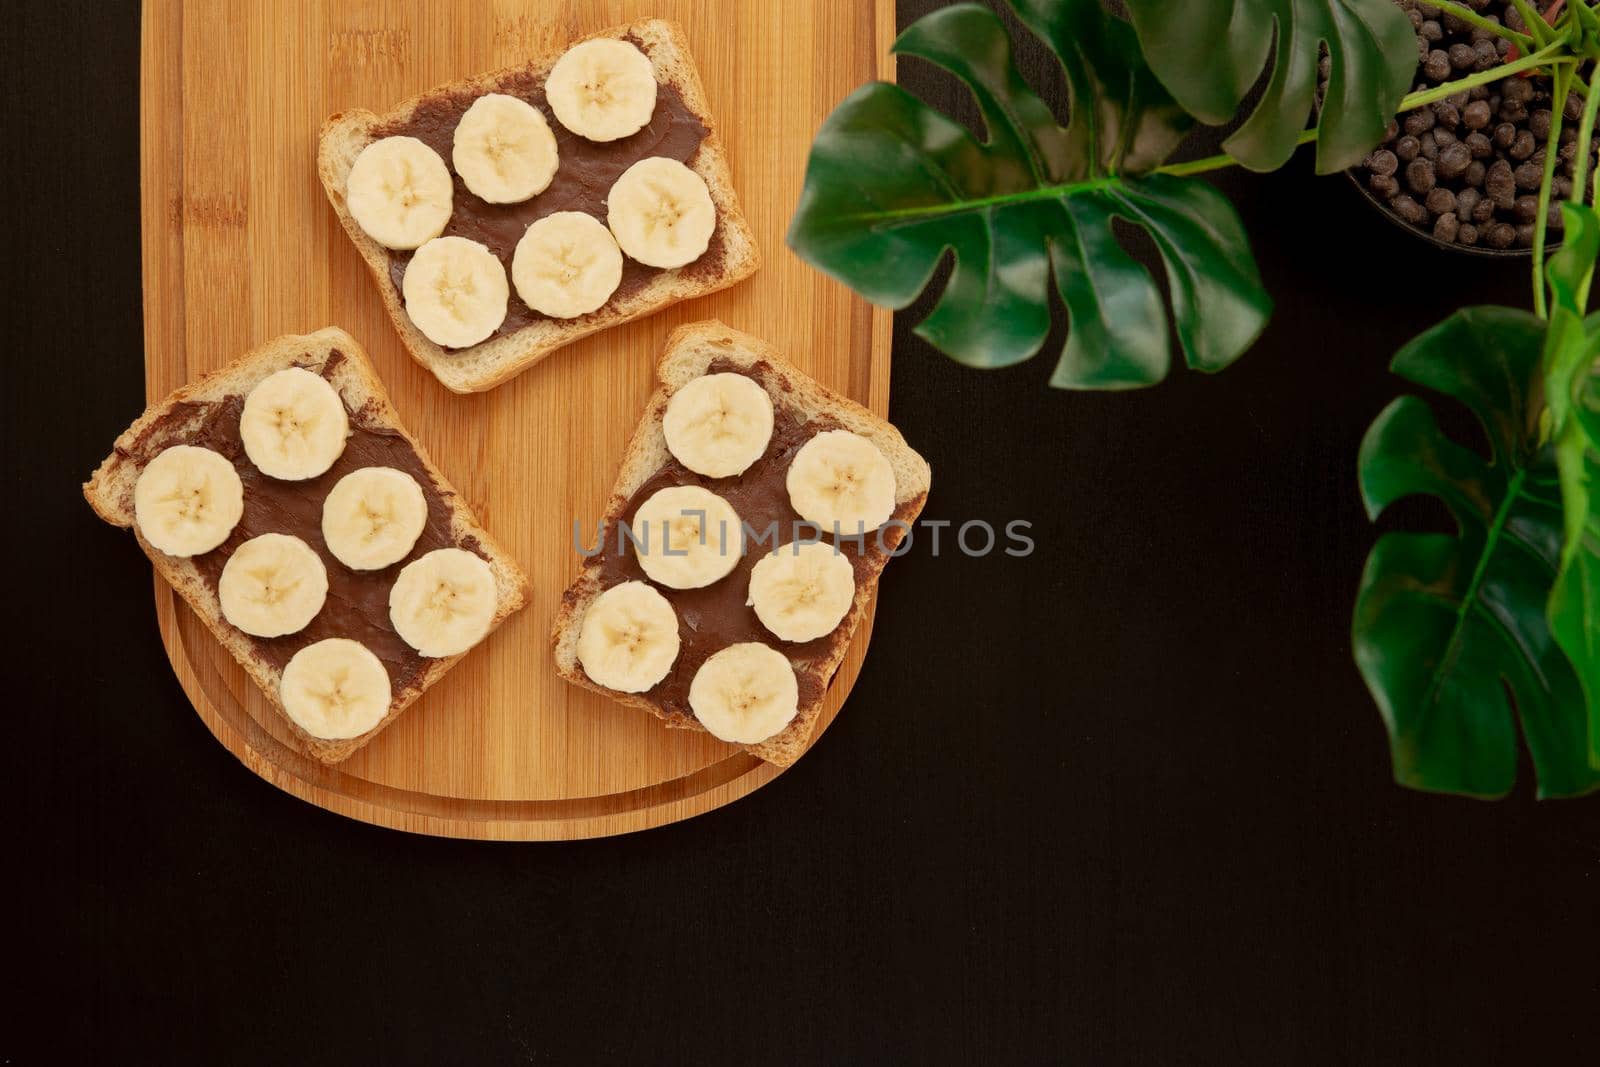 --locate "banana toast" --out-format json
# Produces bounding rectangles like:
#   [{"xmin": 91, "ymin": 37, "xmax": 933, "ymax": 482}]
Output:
[
  {"xmin": 552, "ymin": 321, "xmax": 931, "ymax": 767},
  {"xmin": 318, "ymin": 18, "xmax": 760, "ymax": 394},
  {"xmin": 83, "ymin": 328, "xmax": 530, "ymax": 764}
]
